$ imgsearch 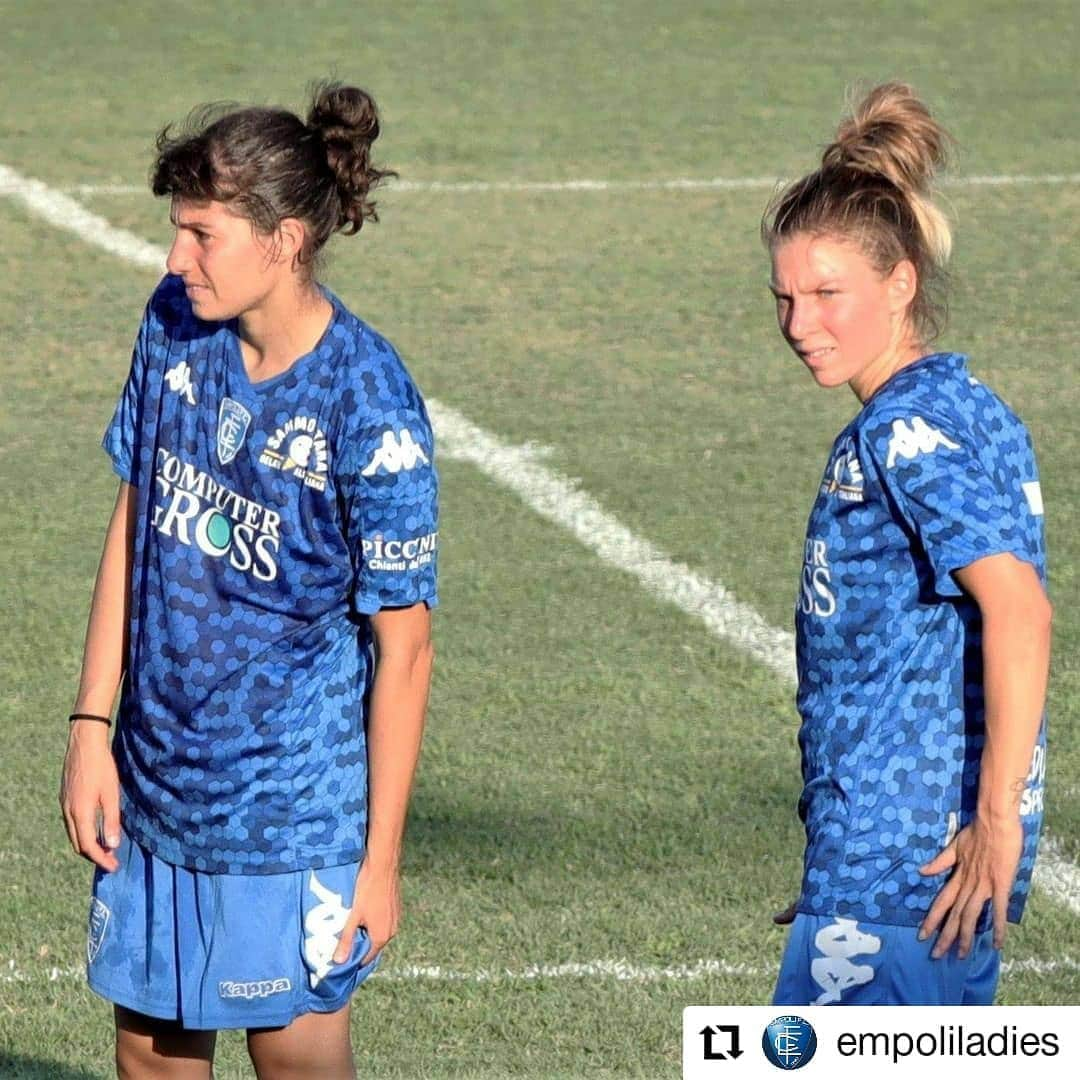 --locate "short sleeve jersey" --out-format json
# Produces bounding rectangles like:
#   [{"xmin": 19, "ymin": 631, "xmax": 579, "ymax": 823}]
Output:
[
  {"xmin": 795, "ymin": 352, "xmax": 1047, "ymax": 927},
  {"xmin": 103, "ymin": 275, "xmax": 438, "ymax": 874}
]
